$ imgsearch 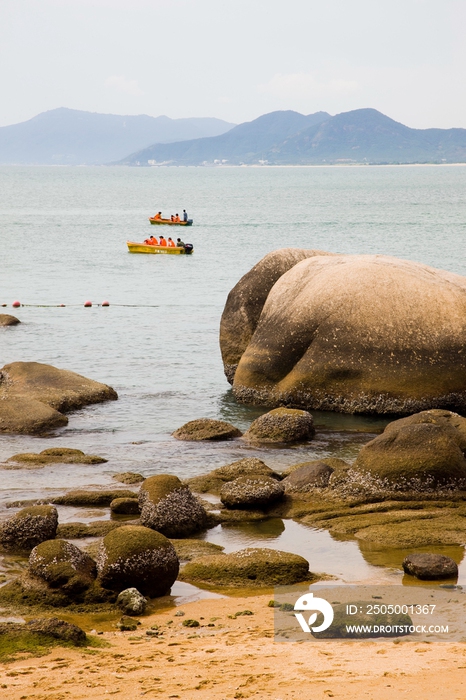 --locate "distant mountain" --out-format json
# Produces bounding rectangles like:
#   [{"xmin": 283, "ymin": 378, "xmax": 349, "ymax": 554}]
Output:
[
  {"xmin": 0, "ymin": 108, "xmax": 235, "ymax": 165},
  {"xmin": 118, "ymin": 110, "xmax": 331, "ymax": 165},
  {"xmin": 119, "ymin": 108, "xmax": 466, "ymax": 166}
]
